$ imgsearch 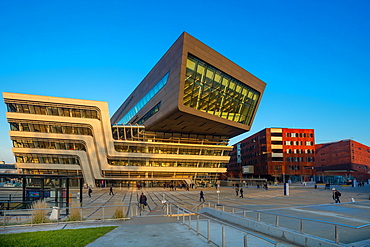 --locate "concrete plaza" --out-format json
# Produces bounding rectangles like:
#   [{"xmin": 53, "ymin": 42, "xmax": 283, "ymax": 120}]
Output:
[{"xmin": 1, "ymin": 184, "xmax": 370, "ymax": 246}]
